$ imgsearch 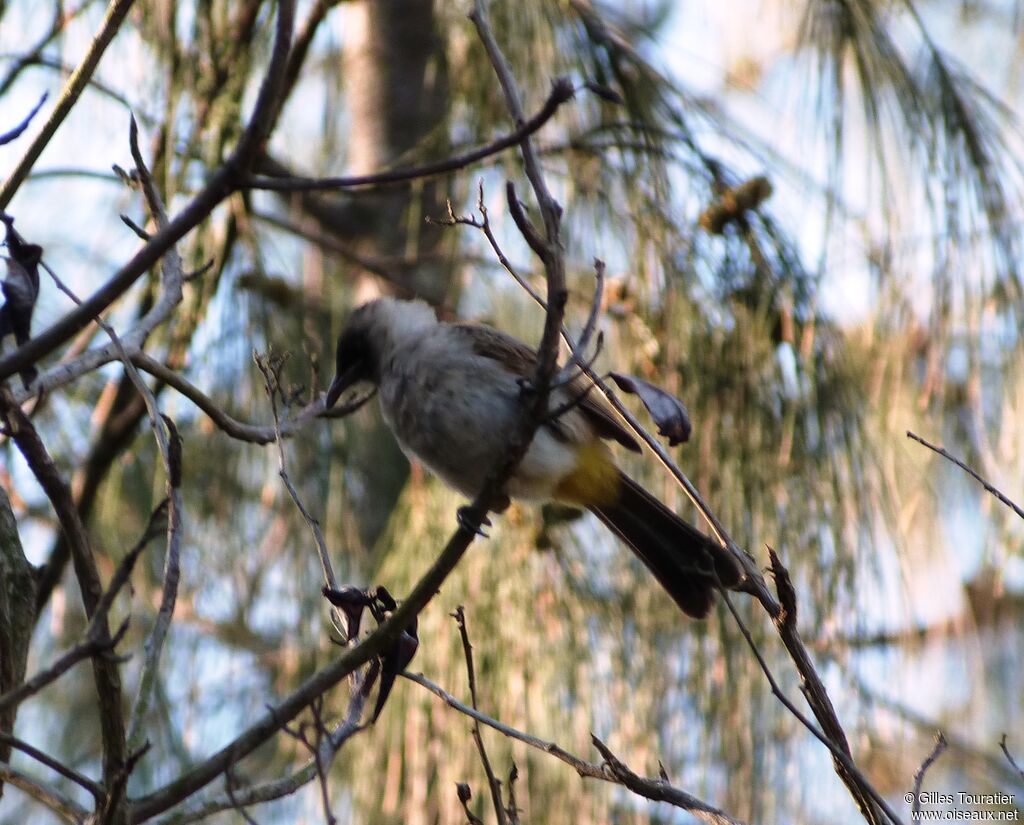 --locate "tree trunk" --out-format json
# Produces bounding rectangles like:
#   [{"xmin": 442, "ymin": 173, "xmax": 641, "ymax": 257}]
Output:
[
  {"xmin": 338, "ymin": 0, "xmax": 452, "ymax": 548},
  {"xmin": 0, "ymin": 486, "xmax": 36, "ymax": 798}
]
